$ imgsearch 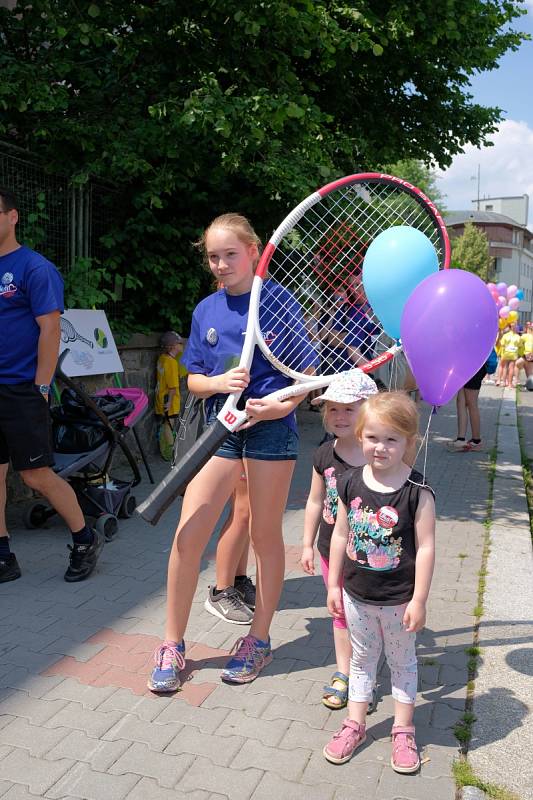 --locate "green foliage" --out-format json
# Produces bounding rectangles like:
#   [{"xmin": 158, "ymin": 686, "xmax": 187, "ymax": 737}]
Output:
[
  {"xmin": 453, "ymin": 758, "xmax": 522, "ymax": 800},
  {"xmin": 452, "ymin": 222, "xmax": 493, "ymax": 279},
  {"xmin": 382, "ymin": 159, "xmax": 446, "ymax": 209},
  {"xmin": 0, "ymin": 0, "xmax": 527, "ymax": 331},
  {"xmin": 63, "ymin": 257, "xmax": 117, "ymax": 309}
]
